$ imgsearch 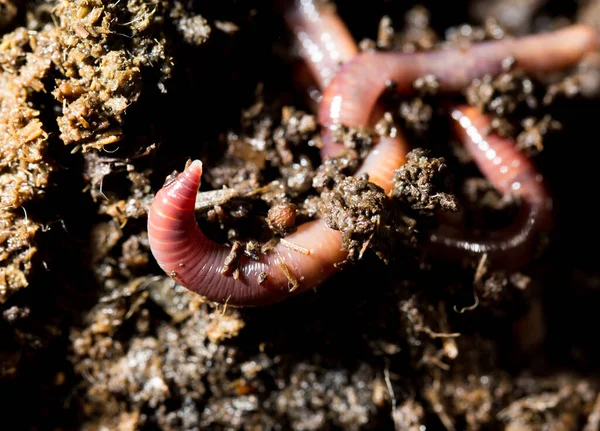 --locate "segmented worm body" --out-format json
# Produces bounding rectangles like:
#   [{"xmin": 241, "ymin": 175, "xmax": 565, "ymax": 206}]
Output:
[
  {"xmin": 317, "ymin": 23, "xmax": 596, "ymax": 262},
  {"xmin": 285, "ymin": 0, "xmax": 357, "ymax": 90},
  {"xmin": 319, "ymin": 24, "xmax": 598, "ymax": 155},
  {"xmin": 148, "ymin": 1, "xmax": 408, "ymax": 306},
  {"xmin": 287, "ymin": 0, "xmax": 410, "ymax": 190},
  {"xmin": 428, "ymin": 106, "xmax": 553, "ymax": 263},
  {"xmin": 148, "ymin": 162, "xmax": 339, "ymax": 306},
  {"xmin": 148, "ymin": 1, "xmax": 597, "ymax": 305},
  {"xmin": 148, "ymin": 138, "xmax": 404, "ymax": 305}
]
